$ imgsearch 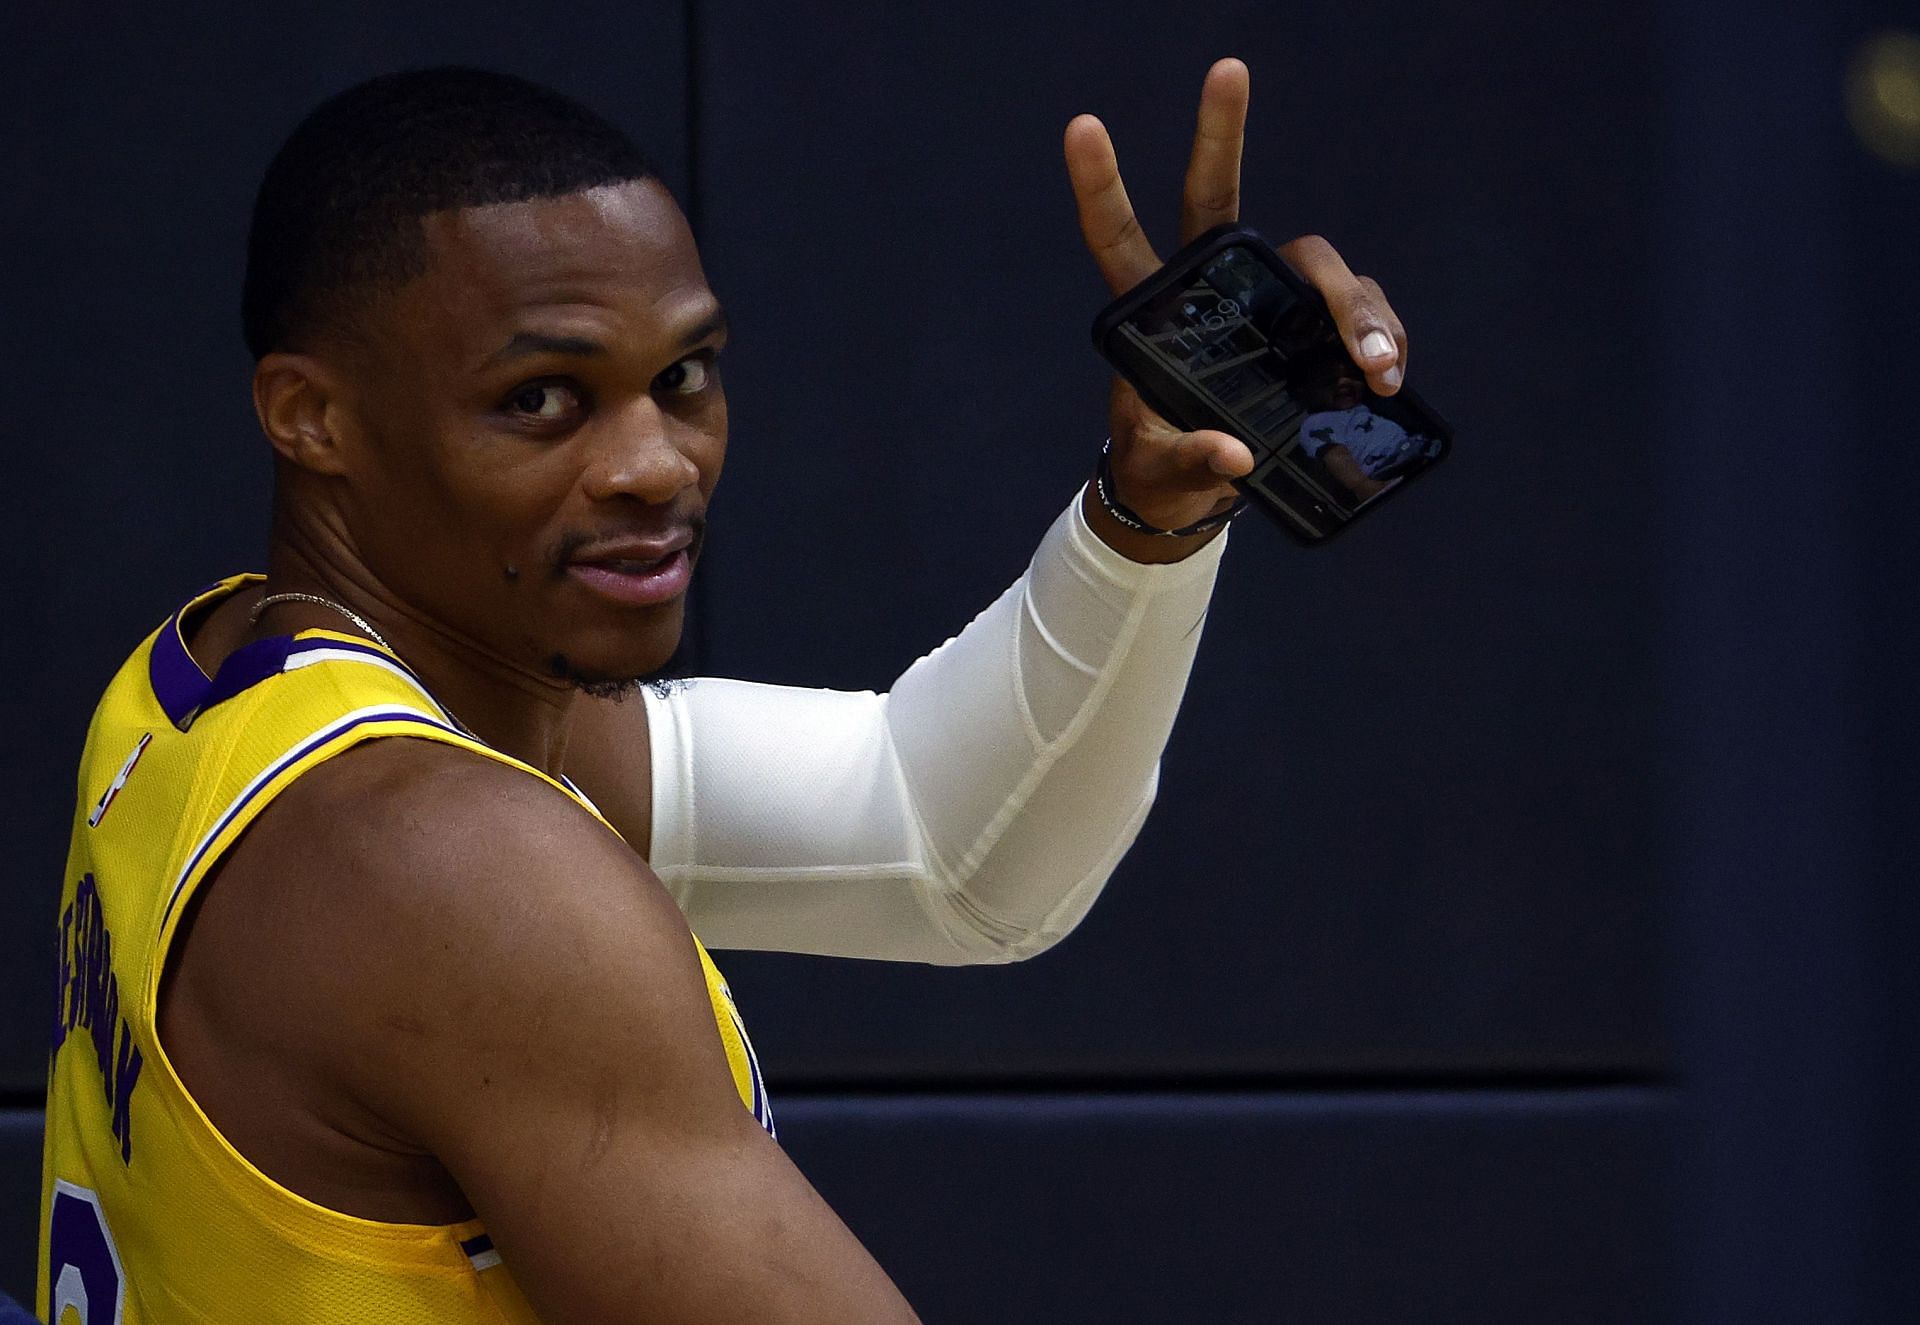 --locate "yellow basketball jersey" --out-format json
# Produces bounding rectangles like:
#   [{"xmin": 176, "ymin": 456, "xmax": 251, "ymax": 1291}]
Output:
[{"xmin": 38, "ymin": 573, "xmax": 773, "ymax": 1323}]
